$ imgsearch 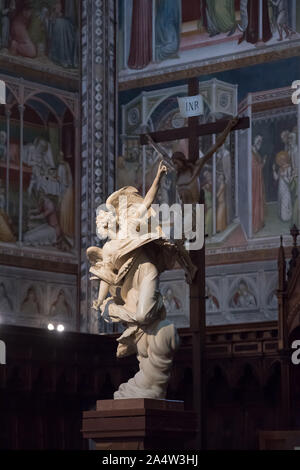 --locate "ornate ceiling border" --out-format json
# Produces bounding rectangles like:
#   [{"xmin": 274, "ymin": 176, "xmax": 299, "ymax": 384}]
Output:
[
  {"xmin": 119, "ymin": 42, "xmax": 300, "ymax": 92},
  {"xmin": 80, "ymin": 0, "xmax": 116, "ymax": 333}
]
